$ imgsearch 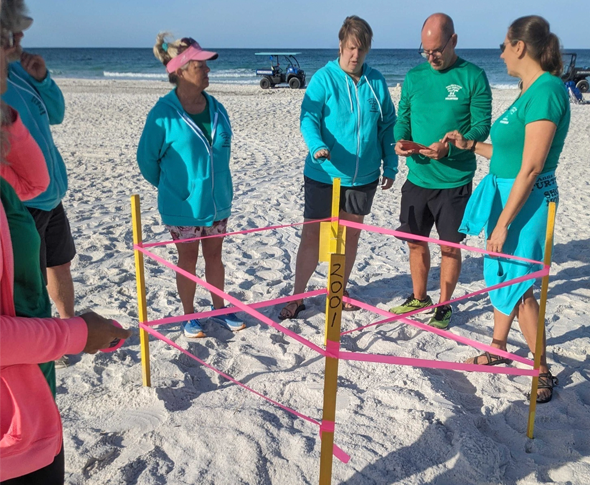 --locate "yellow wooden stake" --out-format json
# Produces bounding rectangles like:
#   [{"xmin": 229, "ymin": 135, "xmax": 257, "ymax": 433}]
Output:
[
  {"xmin": 319, "ymin": 178, "xmax": 345, "ymax": 485},
  {"xmin": 131, "ymin": 195, "xmax": 151, "ymax": 387},
  {"xmin": 526, "ymin": 201, "xmax": 557, "ymax": 439}
]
